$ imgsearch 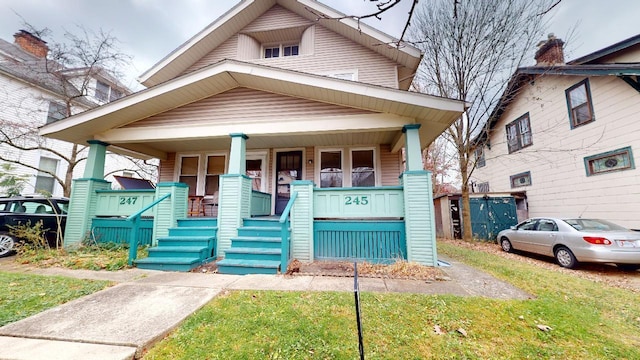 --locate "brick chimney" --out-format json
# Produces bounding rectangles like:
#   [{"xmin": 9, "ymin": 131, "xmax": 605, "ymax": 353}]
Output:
[
  {"xmin": 13, "ymin": 30, "xmax": 49, "ymax": 58},
  {"xmin": 535, "ymin": 33, "xmax": 564, "ymax": 66}
]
